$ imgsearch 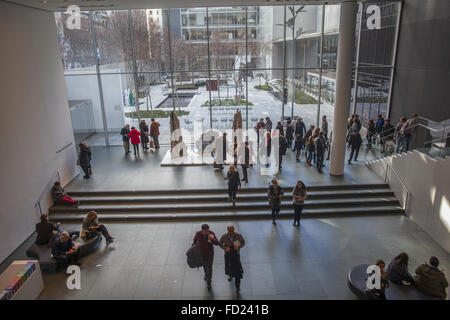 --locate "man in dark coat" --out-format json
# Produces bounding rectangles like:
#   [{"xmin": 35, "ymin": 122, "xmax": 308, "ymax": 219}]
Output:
[
  {"xmin": 219, "ymin": 226, "xmax": 245, "ymax": 292},
  {"xmin": 52, "ymin": 231, "xmax": 80, "ymax": 269},
  {"xmin": 285, "ymin": 119, "xmax": 294, "ymax": 149},
  {"xmin": 120, "ymin": 124, "xmax": 131, "ymax": 154},
  {"xmin": 347, "ymin": 129, "xmax": 362, "ymax": 164},
  {"xmin": 293, "ymin": 117, "xmax": 306, "ymax": 152},
  {"xmin": 315, "ymin": 131, "xmax": 327, "ymax": 172},
  {"xmin": 193, "ymin": 224, "xmax": 219, "ymax": 290},
  {"xmin": 414, "ymin": 256, "xmax": 448, "ymax": 298},
  {"xmin": 78, "ymin": 142, "xmax": 92, "ymax": 179}
]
